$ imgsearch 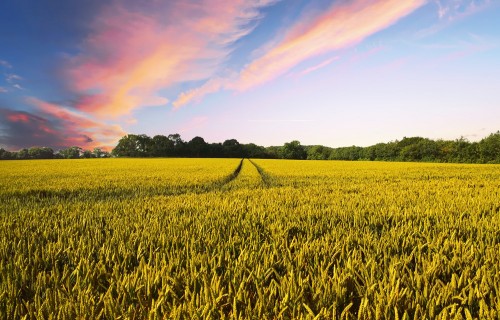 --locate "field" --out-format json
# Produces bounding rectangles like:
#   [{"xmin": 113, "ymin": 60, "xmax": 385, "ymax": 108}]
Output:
[{"xmin": 1, "ymin": 159, "xmax": 500, "ymax": 319}]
